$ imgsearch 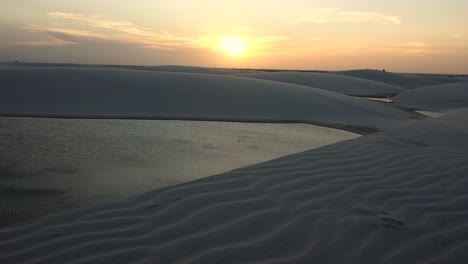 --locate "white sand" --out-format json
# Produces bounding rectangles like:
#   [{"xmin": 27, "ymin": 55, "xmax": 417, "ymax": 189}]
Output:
[
  {"xmin": 1, "ymin": 109, "xmax": 468, "ymax": 263},
  {"xmin": 415, "ymin": 111, "xmax": 445, "ymax": 118},
  {"xmin": 0, "ymin": 66, "xmax": 418, "ymax": 132},
  {"xmin": 394, "ymin": 82, "xmax": 468, "ymax": 112},
  {"xmin": 362, "ymin": 97, "xmax": 393, "ymax": 103},
  {"xmin": 334, "ymin": 69, "xmax": 453, "ymax": 88},
  {"xmin": 235, "ymin": 71, "xmax": 404, "ymax": 97}
]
